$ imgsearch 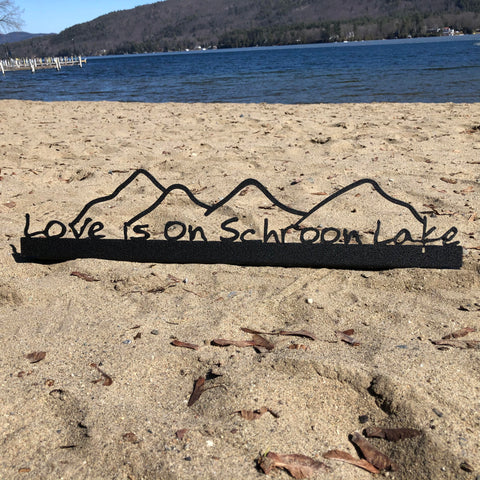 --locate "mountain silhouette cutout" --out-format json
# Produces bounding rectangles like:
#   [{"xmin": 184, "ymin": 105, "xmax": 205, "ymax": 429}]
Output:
[
  {"xmin": 295, "ymin": 178, "xmax": 425, "ymax": 228},
  {"xmin": 69, "ymin": 171, "xmax": 311, "ymax": 240},
  {"xmin": 69, "ymin": 170, "xmax": 427, "ymax": 242},
  {"xmin": 205, "ymin": 178, "xmax": 307, "ymax": 217},
  {"xmin": 69, "ymin": 169, "xmax": 169, "ymax": 236}
]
